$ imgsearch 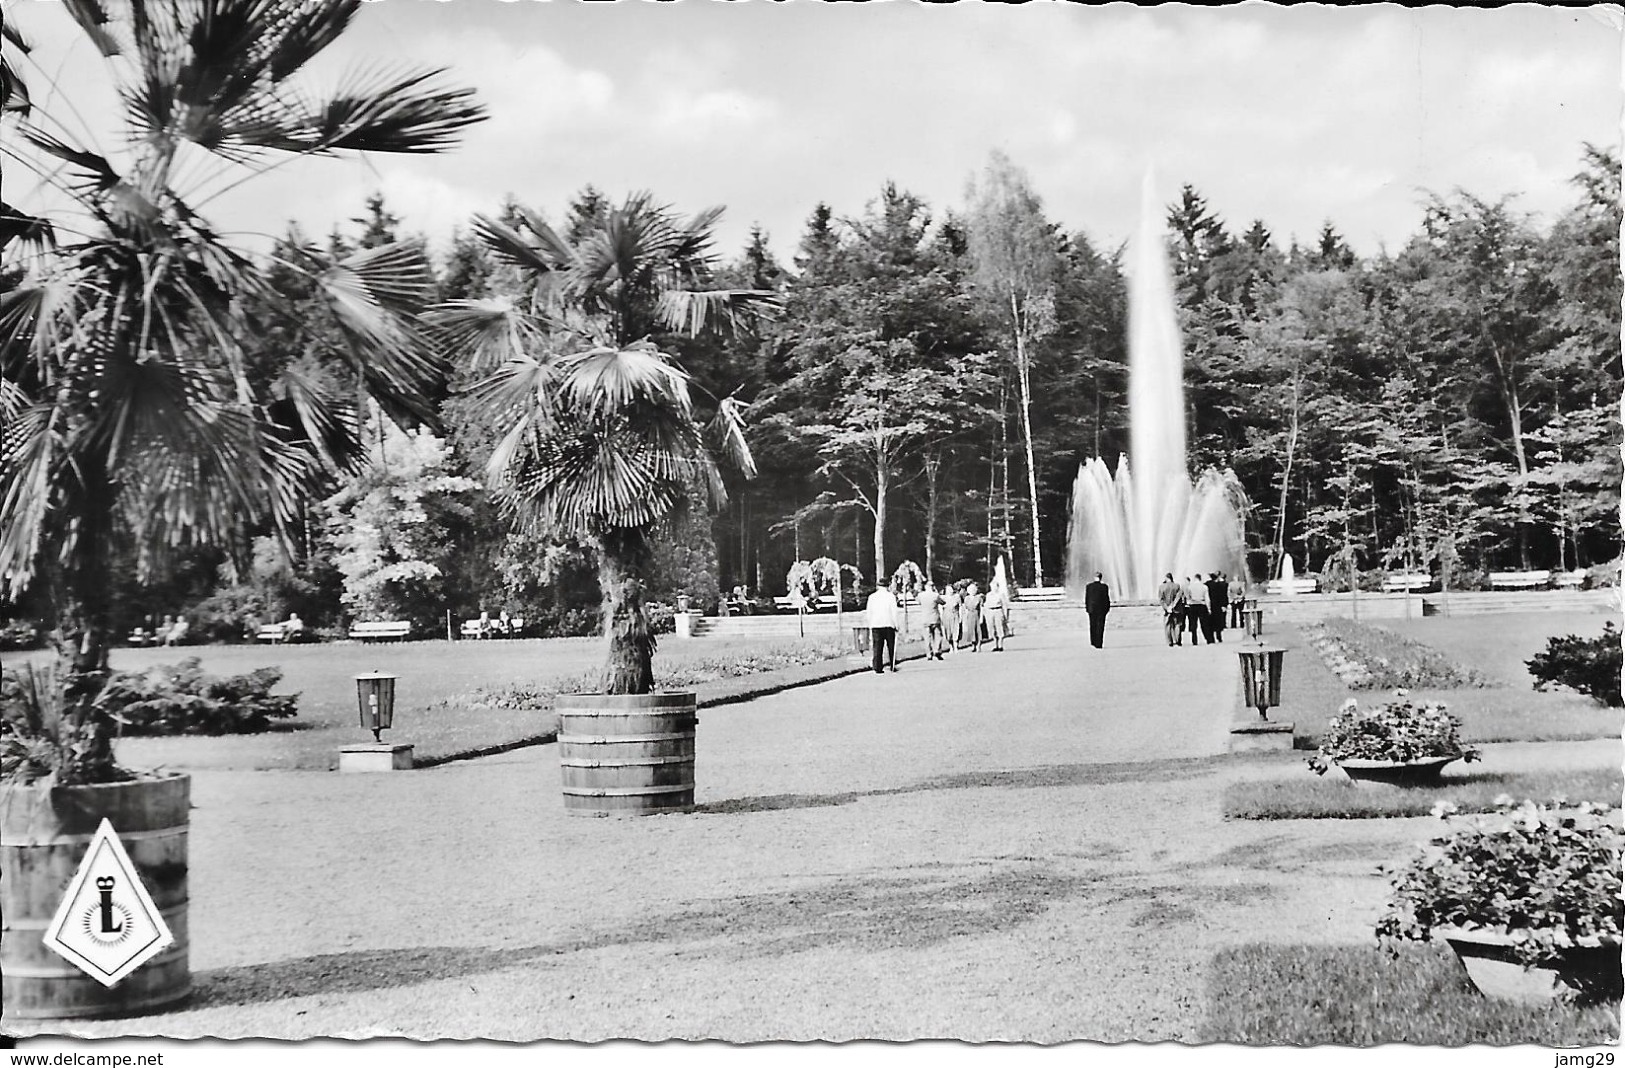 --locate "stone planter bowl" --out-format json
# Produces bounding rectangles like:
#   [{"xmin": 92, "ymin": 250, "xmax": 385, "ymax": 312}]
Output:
[
  {"xmin": 1436, "ymin": 926, "xmax": 1623, "ymax": 1004},
  {"xmin": 1336, "ymin": 755, "xmax": 1460, "ymax": 787}
]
